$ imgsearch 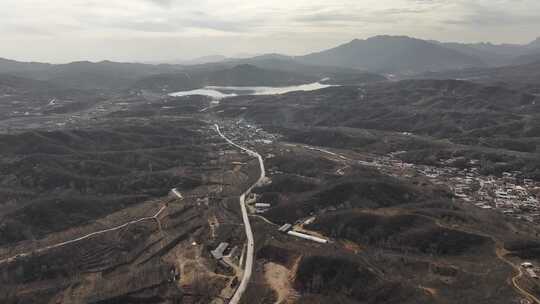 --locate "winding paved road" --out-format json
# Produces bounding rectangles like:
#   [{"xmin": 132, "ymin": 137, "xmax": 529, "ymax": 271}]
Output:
[{"xmin": 214, "ymin": 124, "xmax": 266, "ymax": 304}]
